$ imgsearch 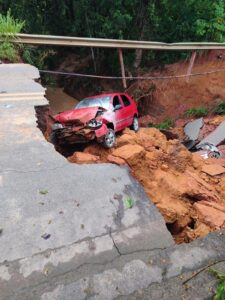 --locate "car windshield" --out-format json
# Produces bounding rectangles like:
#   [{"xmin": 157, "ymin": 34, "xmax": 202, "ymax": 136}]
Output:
[{"xmin": 75, "ymin": 96, "xmax": 111, "ymax": 110}]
